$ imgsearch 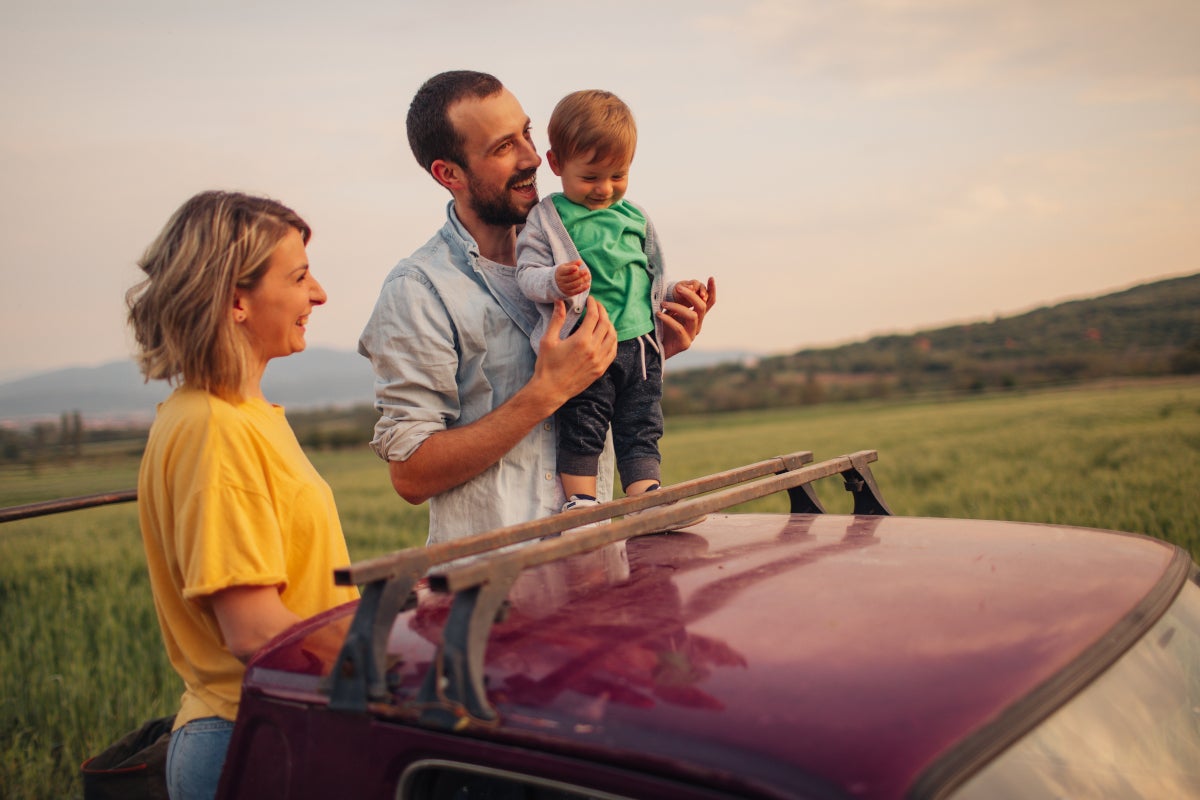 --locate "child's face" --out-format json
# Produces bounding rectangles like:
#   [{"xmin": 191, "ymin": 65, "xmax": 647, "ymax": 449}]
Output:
[{"xmin": 549, "ymin": 150, "xmax": 631, "ymax": 211}]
